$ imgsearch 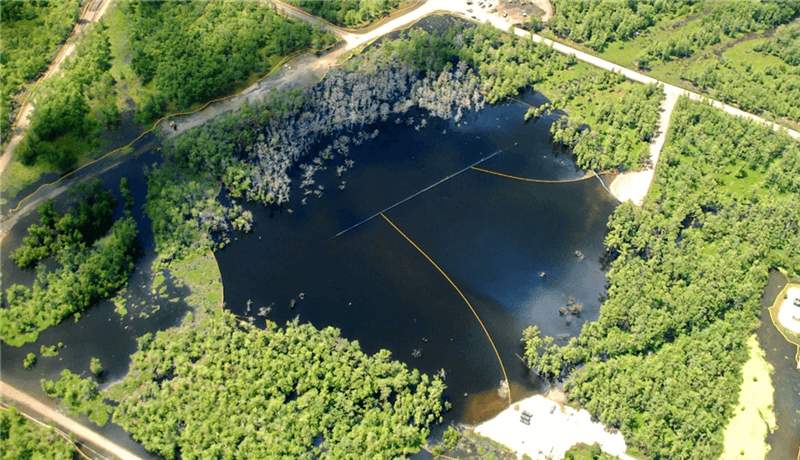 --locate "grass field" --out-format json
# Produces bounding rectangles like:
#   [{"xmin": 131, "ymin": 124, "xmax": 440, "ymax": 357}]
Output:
[{"xmin": 543, "ymin": 8, "xmax": 800, "ymax": 131}]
